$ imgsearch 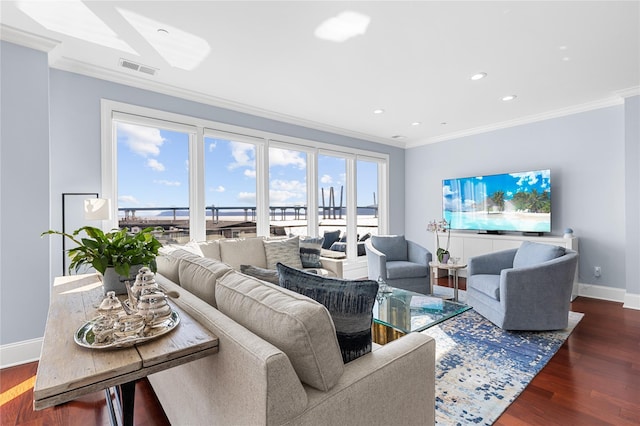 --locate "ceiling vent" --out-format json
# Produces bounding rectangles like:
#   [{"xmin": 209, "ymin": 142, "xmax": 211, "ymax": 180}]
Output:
[{"xmin": 119, "ymin": 58, "xmax": 157, "ymax": 76}]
